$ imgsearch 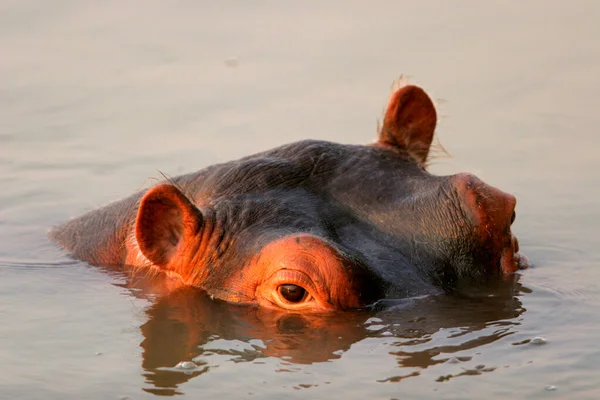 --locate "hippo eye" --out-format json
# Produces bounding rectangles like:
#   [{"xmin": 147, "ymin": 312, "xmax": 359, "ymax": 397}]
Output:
[{"xmin": 278, "ymin": 284, "xmax": 307, "ymax": 303}]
